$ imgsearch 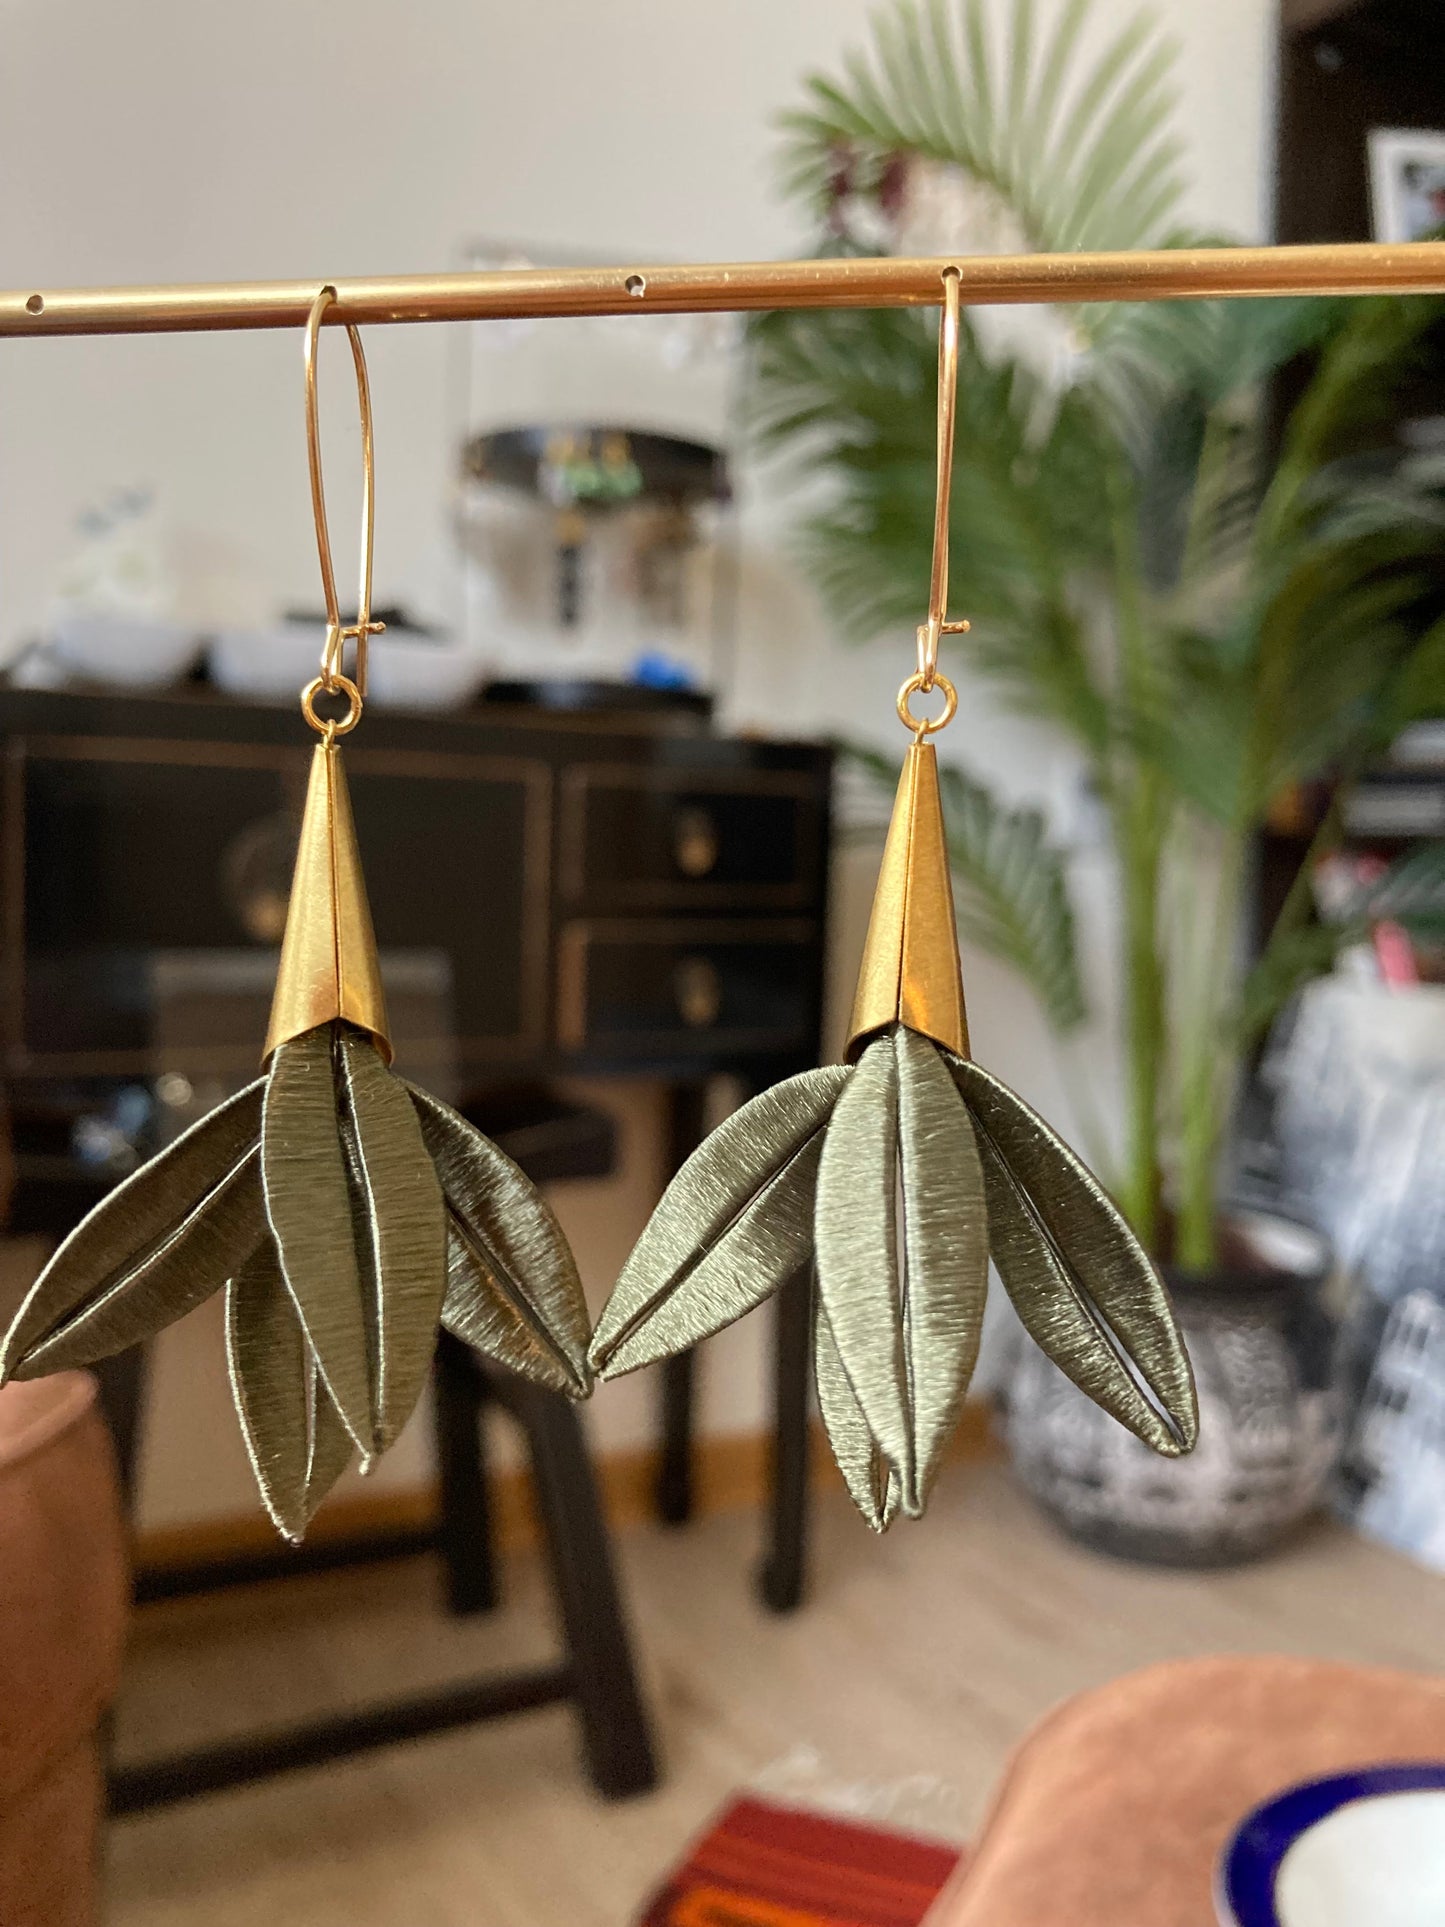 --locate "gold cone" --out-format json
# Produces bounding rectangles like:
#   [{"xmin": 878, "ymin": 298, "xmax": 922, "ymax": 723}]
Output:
[
  {"xmin": 262, "ymin": 743, "xmax": 391, "ymax": 1064},
  {"xmin": 845, "ymin": 740, "xmax": 968, "ymax": 1061}
]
